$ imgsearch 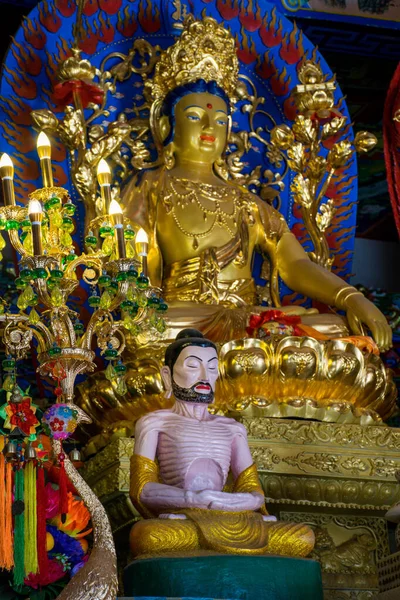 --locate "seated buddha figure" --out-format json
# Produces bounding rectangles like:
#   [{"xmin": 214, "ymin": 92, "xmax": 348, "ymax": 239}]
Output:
[
  {"xmin": 122, "ymin": 16, "xmax": 391, "ymax": 351},
  {"xmin": 130, "ymin": 328, "xmax": 315, "ymax": 558}
]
